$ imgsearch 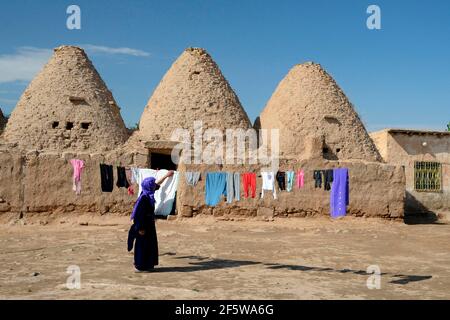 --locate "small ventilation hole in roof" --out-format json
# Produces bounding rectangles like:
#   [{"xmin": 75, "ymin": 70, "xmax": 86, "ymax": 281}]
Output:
[
  {"xmin": 66, "ymin": 122, "xmax": 74, "ymax": 130},
  {"xmin": 69, "ymin": 96, "xmax": 86, "ymax": 103}
]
